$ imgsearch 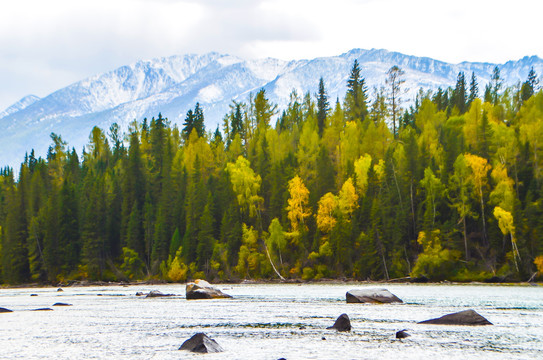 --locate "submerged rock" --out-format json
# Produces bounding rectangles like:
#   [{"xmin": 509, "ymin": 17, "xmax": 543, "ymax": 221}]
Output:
[
  {"xmin": 179, "ymin": 333, "xmax": 224, "ymax": 353},
  {"xmin": 145, "ymin": 290, "xmax": 176, "ymax": 298},
  {"xmin": 52, "ymin": 303, "xmax": 72, "ymax": 306},
  {"xmin": 346, "ymin": 288, "xmax": 403, "ymax": 304},
  {"xmin": 0, "ymin": 307, "xmax": 13, "ymax": 313},
  {"xmin": 327, "ymin": 313, "xmax": 351, "ymax": 331},
  {"xmin": 186, "ymin": 279, "xmax": 232, "ymax": 300},
  {"xmin": 418, "ymin": 309, "xmax": 492, "ymax": 325},
  {"xmin": 32, "ymin": 308, "xmax": 53, "ymax": 311},
  {"xmin": 396, "ymin": 329, "xmax": 410, "ymax": 339}
]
